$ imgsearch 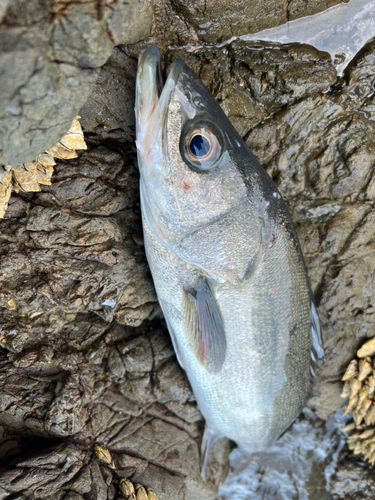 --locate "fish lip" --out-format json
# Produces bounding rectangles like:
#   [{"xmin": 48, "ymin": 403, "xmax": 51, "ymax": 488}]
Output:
[{"xmin": 136, "ymin": 45, "xmax": 185, "ymax": 134}]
